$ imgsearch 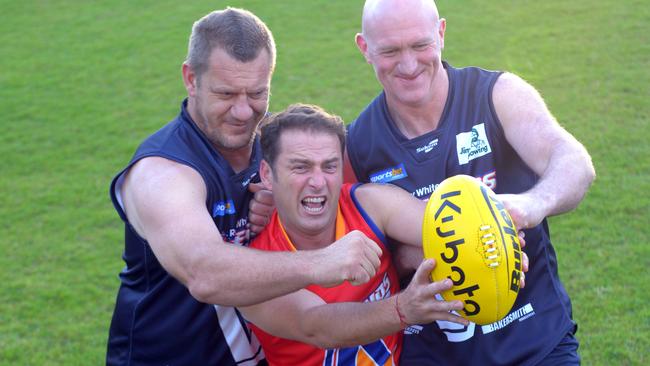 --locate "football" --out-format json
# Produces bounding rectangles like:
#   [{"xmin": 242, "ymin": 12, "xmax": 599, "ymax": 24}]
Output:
[{"xmin": 422, "ymin": 174, "xmax": 523, "ymax": 325}]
